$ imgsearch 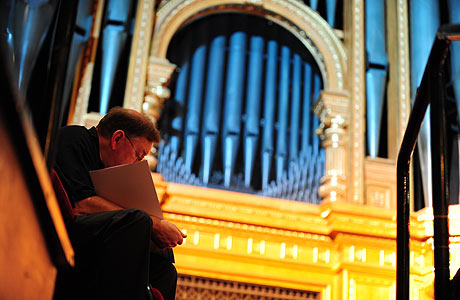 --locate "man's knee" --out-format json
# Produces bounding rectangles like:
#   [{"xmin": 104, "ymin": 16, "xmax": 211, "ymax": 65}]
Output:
[{"xmin": 166, "ymin": 263, "xmax": 177, "ymax": 282}]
